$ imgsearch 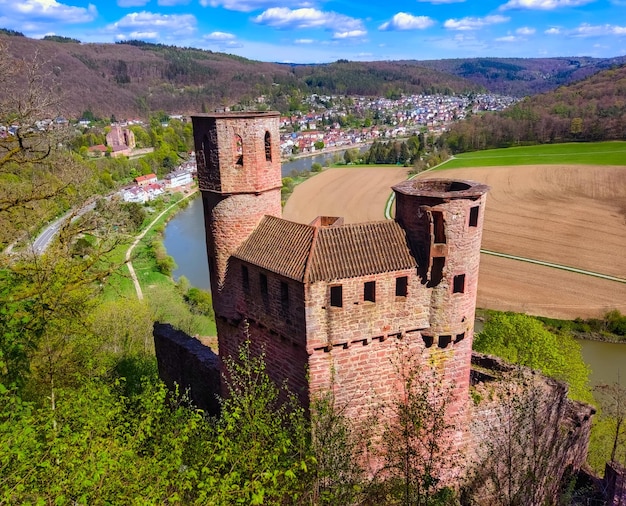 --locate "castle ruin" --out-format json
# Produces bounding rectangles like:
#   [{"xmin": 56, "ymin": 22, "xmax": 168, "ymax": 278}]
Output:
[{"xmin": 154, "ymin": 111, "xmax": 595, "ymax": 498}]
